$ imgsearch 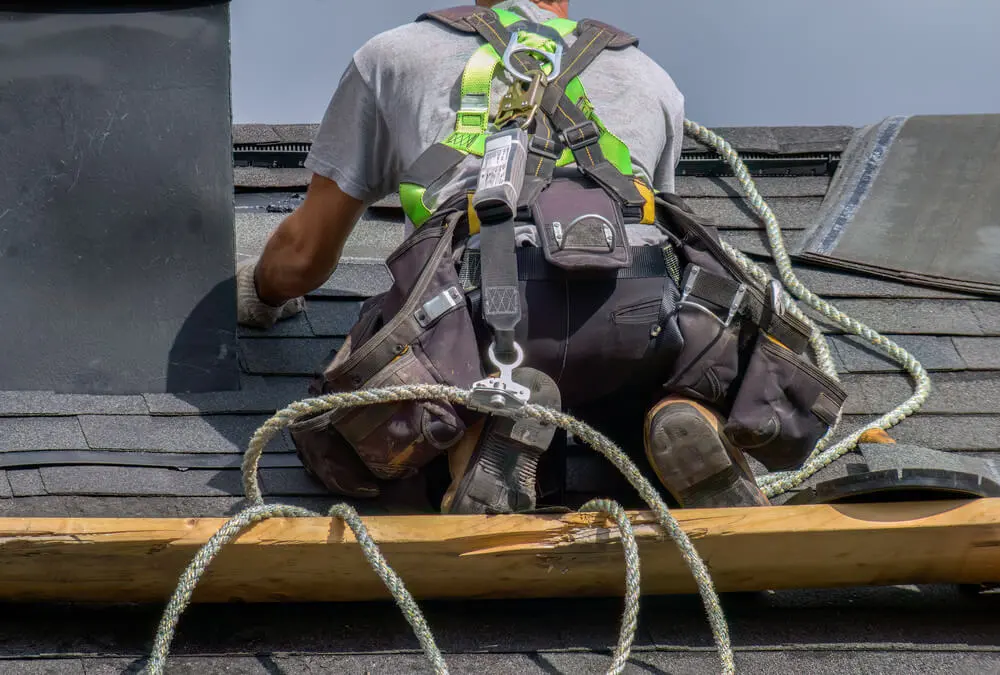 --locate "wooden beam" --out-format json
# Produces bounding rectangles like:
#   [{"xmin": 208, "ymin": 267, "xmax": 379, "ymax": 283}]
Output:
[{"xmin": 0, "ymin": 500, "xmax": 996, "ymax": 603}]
